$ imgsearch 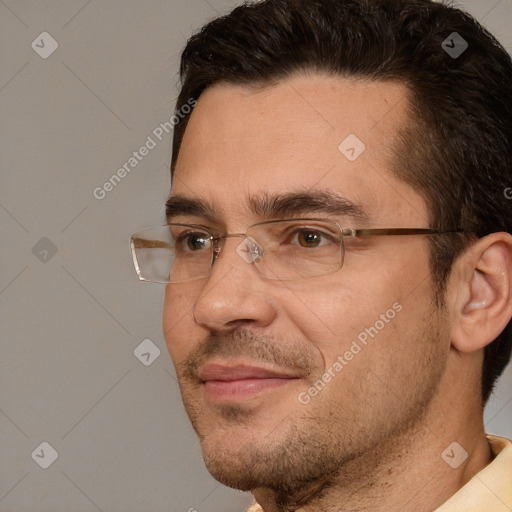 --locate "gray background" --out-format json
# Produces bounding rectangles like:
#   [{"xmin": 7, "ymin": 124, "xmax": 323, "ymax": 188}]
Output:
[{"xmin": 1, "ymin": 1, "xmax": 511, "ymax": 511}]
